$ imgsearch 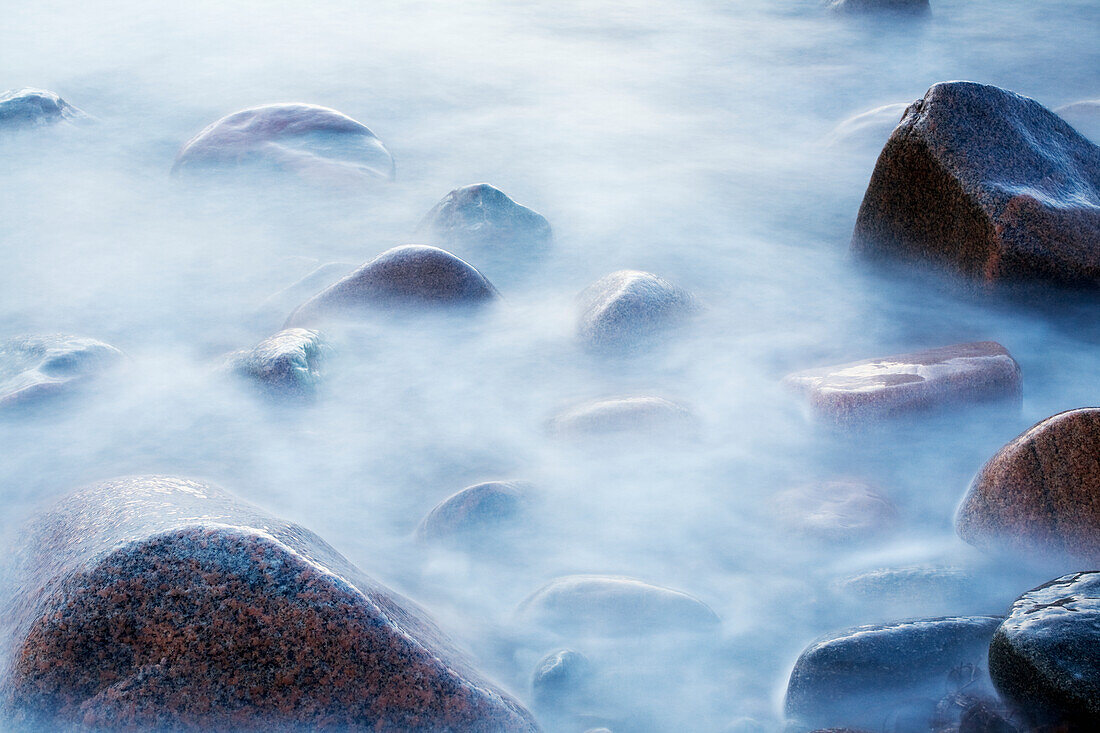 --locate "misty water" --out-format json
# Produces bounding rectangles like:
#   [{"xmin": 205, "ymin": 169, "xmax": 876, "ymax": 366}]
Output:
[{"xmin": 2, "ymin": 0, "xmax": 1100, "ymax": 730}]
